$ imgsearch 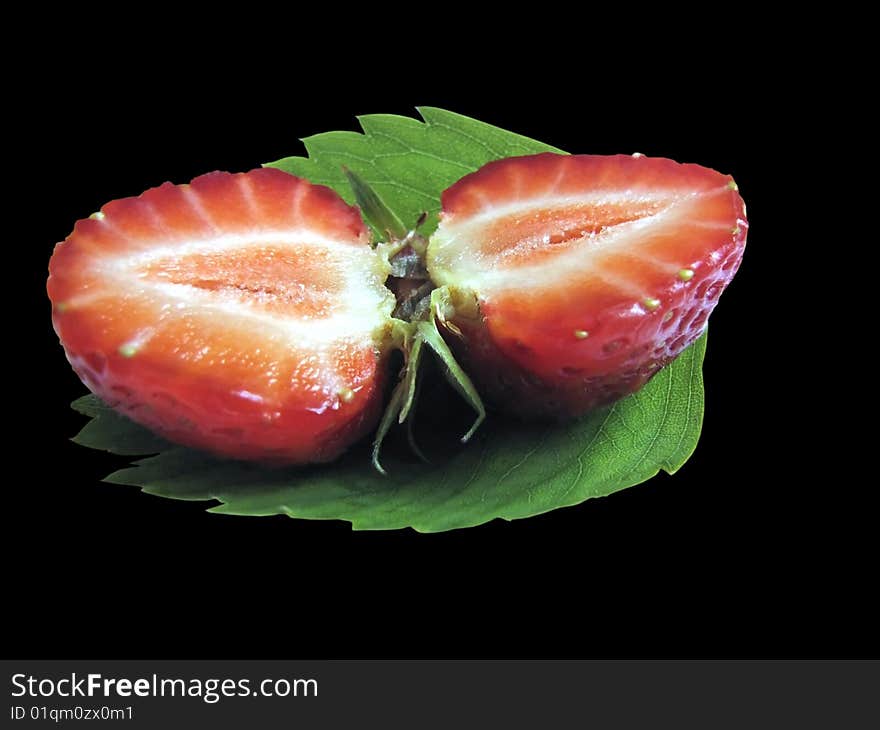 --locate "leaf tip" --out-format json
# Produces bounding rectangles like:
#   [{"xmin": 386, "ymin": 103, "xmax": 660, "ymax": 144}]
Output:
[
  {"xmin": 460, "ymin": 410, "xmax": 486, "ymax": 444},
  {"xmin": 371, "ymin": 445, "xmax": 388, "ymax": 476}
]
